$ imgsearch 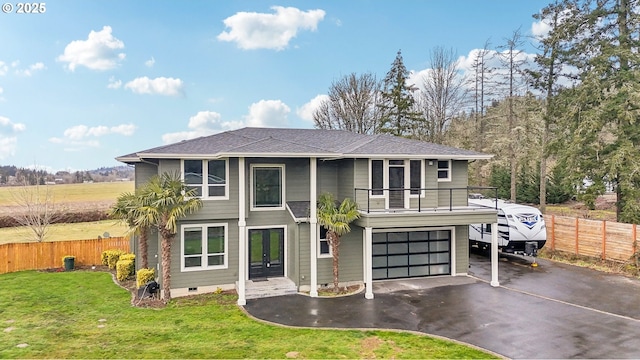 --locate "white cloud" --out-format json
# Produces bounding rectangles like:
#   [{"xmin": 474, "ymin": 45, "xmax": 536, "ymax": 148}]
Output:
[
  {"xmin": 532, "ymin": 18, "xmax": 552, "ymax": 38},
  {"xmin": 107, "ymin": 76, "xmax": 122, "ymax": 89},
  {"xmin": 245, "ymin": 99, "xmax": 290, "ymax": 127},
  {"xmin": 124, "ymin": 76, "xmax": 184, "ymax": 96},
  {"xmin": 0, "ymin": 61, "xmax": 7, "ymax": 76},
  {"xmin": 145, "ymin": 57, "xmax": 155, "ymax": 67},
  {"xmin": 161, "ymin": 110, "xmax": 243, "ymax": 144},
  {"xmin": 0, "ymin": 137, "xmax": 18, "ymax": 159},
  {"xmin": 57, "ymin": 26, "xmax": 126, "ymax": 71},
  {"xmin": 15, "ymin": 62, "xmax": 46, "ymax": 77},
  {"xmin": 0, "ymin": 116, "xmax": 26, "ymax": 132},
  {"xmin": 51, "ymin": 123, "xmax": 136, "ymax": 149},
  {"xmin": 297, "ymin": 94, "xmax": 328, "ymax": 122},
  {"xmin": 0, "ymin": 87, "xmax": 4, "ymax": 102},
  {"xmin": 217, "ymin": 6, "xmax": 325, "ymax": 50}
]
